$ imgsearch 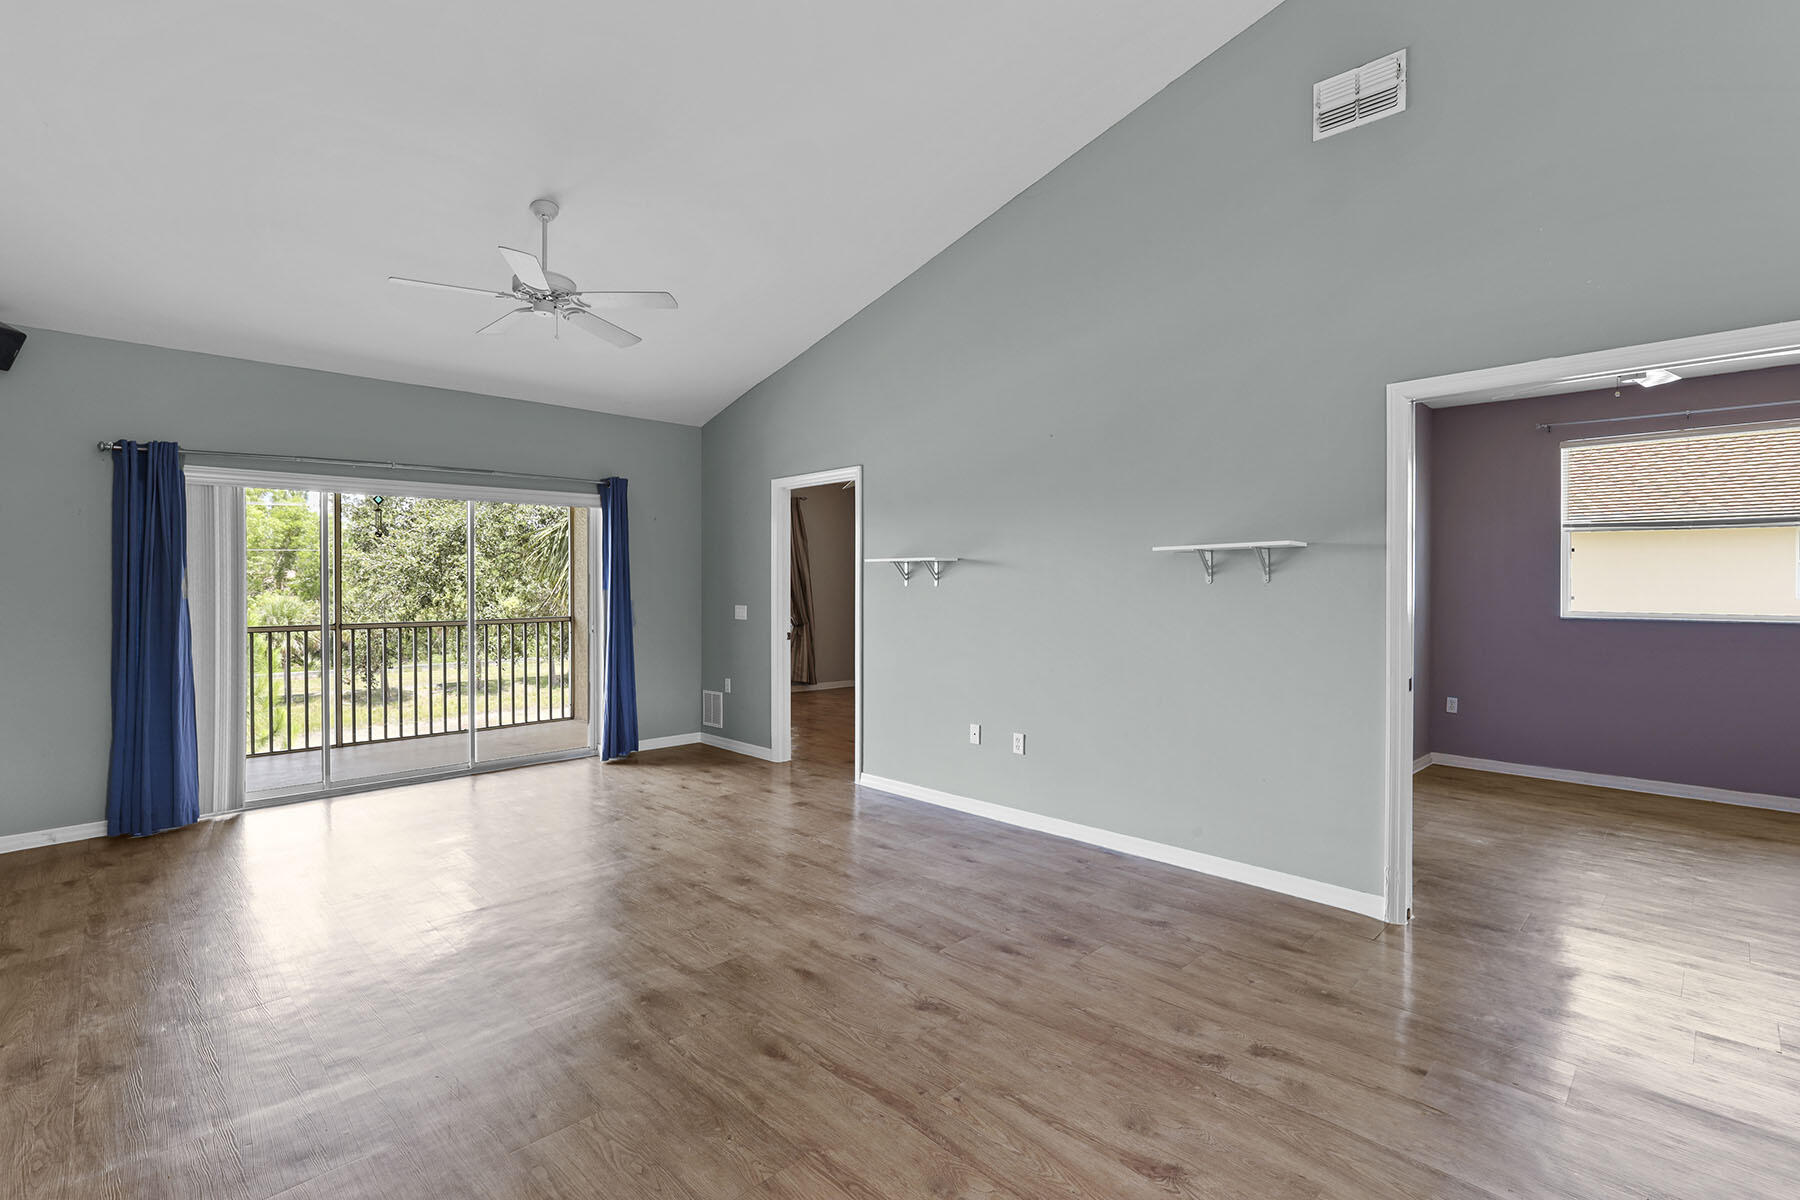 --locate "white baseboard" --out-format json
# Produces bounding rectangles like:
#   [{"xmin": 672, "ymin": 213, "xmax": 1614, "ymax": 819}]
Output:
[
  {"xmin": 701, "ymin": 733, "xmax": 783, "ymax": 762},
  {"xmin": 857, "ymin": 773, "xmax": 1387, "ymax": 921},
  {"xmin": 1423, "ymin": 753, "xmax": 1800, "ymax": 814},
  {"xmin": 791, "ymin": 680, "xmax": 855, "ymax": 692},
  {"xmin": 1412, "ymin": 754, "xmax": 1432, "ymax": 774},
  {"xmin": 0, "ymin": 819, "xmax": 108, "ymax": 856},
  {"xmin": 637, "ymin": 733, "xmax": 702, "ymax": 751}
]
